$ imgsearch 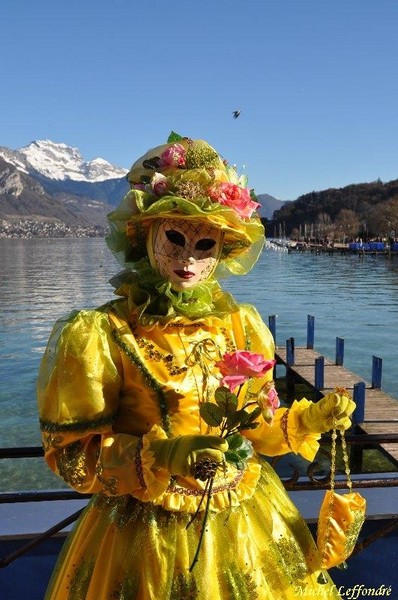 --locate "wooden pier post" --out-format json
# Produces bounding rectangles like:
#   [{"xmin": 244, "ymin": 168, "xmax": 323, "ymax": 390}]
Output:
[
  {"xmin": 286, "ymin": 338, "xmax": 296, "ymax": 400},
  {"xmin": 351, "ymin": 381, "xmax": 366, "ymax": 471},
  {"xmin": 353, "ymin": 381, "xmax": 366, "ymax": 424},
  {"xmin": 335, "ymin": 337, "xmax": 344, "ymax": 366},
  {"xmin": 286, "ymin": 337, "xmax": 295, "ymax": 366},
  {"xmin": 314, "ymin": 356, "xmax": 324, "ymax": 401},
  {"xmin": 268, "ymin": 315, "xmax": 276, "ymax": 342},
  {"xmin": 372, "ymin": 356, "xmax": 382, "ymax": 389},
  {"xmin": 307, "ymin": 315, "xmax": 315, "ymax": 349}
]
